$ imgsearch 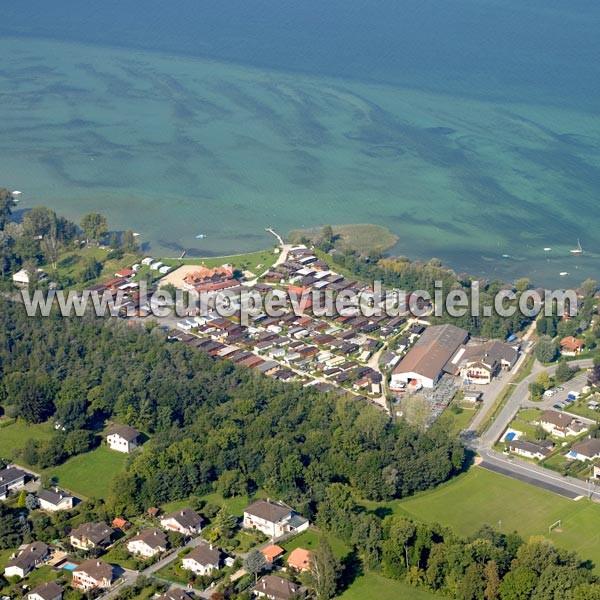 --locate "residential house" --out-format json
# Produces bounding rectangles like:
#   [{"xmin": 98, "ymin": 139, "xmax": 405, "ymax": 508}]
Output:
[
  {"xmin": 0, "ymin": 466, "xmax": 27, "ymax": 500},
  {"xmin": 160, "ymin": 508, "xmax": 204, "ymax": 536},
  {"xmin": 37, "ymin": 488, "xmax": 74, "ymax": 512},
  {"xmin": 243, "ymin": 499, "xmax": 309, "ymax": 539},
  {"xmin": 254, "ymin": 575, "xmax": 304, "ymax": 600},
  {"xmin": 106, "ymin": 425, "xmax": 140, "ymax": 453},
  {"xmin": 156, "ymin": 590, "xmax": 193, "ymax": 600},
  {"xmin": 509, "ymin": 440, "xmax": 553, "ymax": 460},
  {"xmin": 560, "ymin": 336, "xmax": 585, "ymax": 356},
  {"xmin": 27, "ymin": 581, "xmax": 63, "ymax": 600},
  {"xmin": 286, "ymin": 547, "xmax": 312, "ymax": 572},
  {"xmin": 538, "ymin": 410, "xmax": 588, "ymax": 438},
  {"xmin": 4, "ymin": 542, "xmax": 50, "ymax": 579},
  {"xmin": 261, "ymin": 545, "xmax": 284, "ymax": 564},
  {"xmin": 70, "ymin": 522, "xmax": 116, "ymax": 551},
  {"xmin": 568, "ymin": 438, "xmax": 600, "ymax": 462},
  {"xmin": 71, "ymin": 559, "xmax": 114, "ymax": 591},
  {"xmin": 458, "ymin": 356, "xmax": 498, "ymax": 384},
  {"xmin": 127, "ymin": 529, "xmax": 168, "ymax": 558},
  {"xmin": 12, "ymin": 268, "xmax": 31, "ymax": 286},
  {"xmin": 181, "ymin": 544, "xmax": 222, "ymax": 576}
]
